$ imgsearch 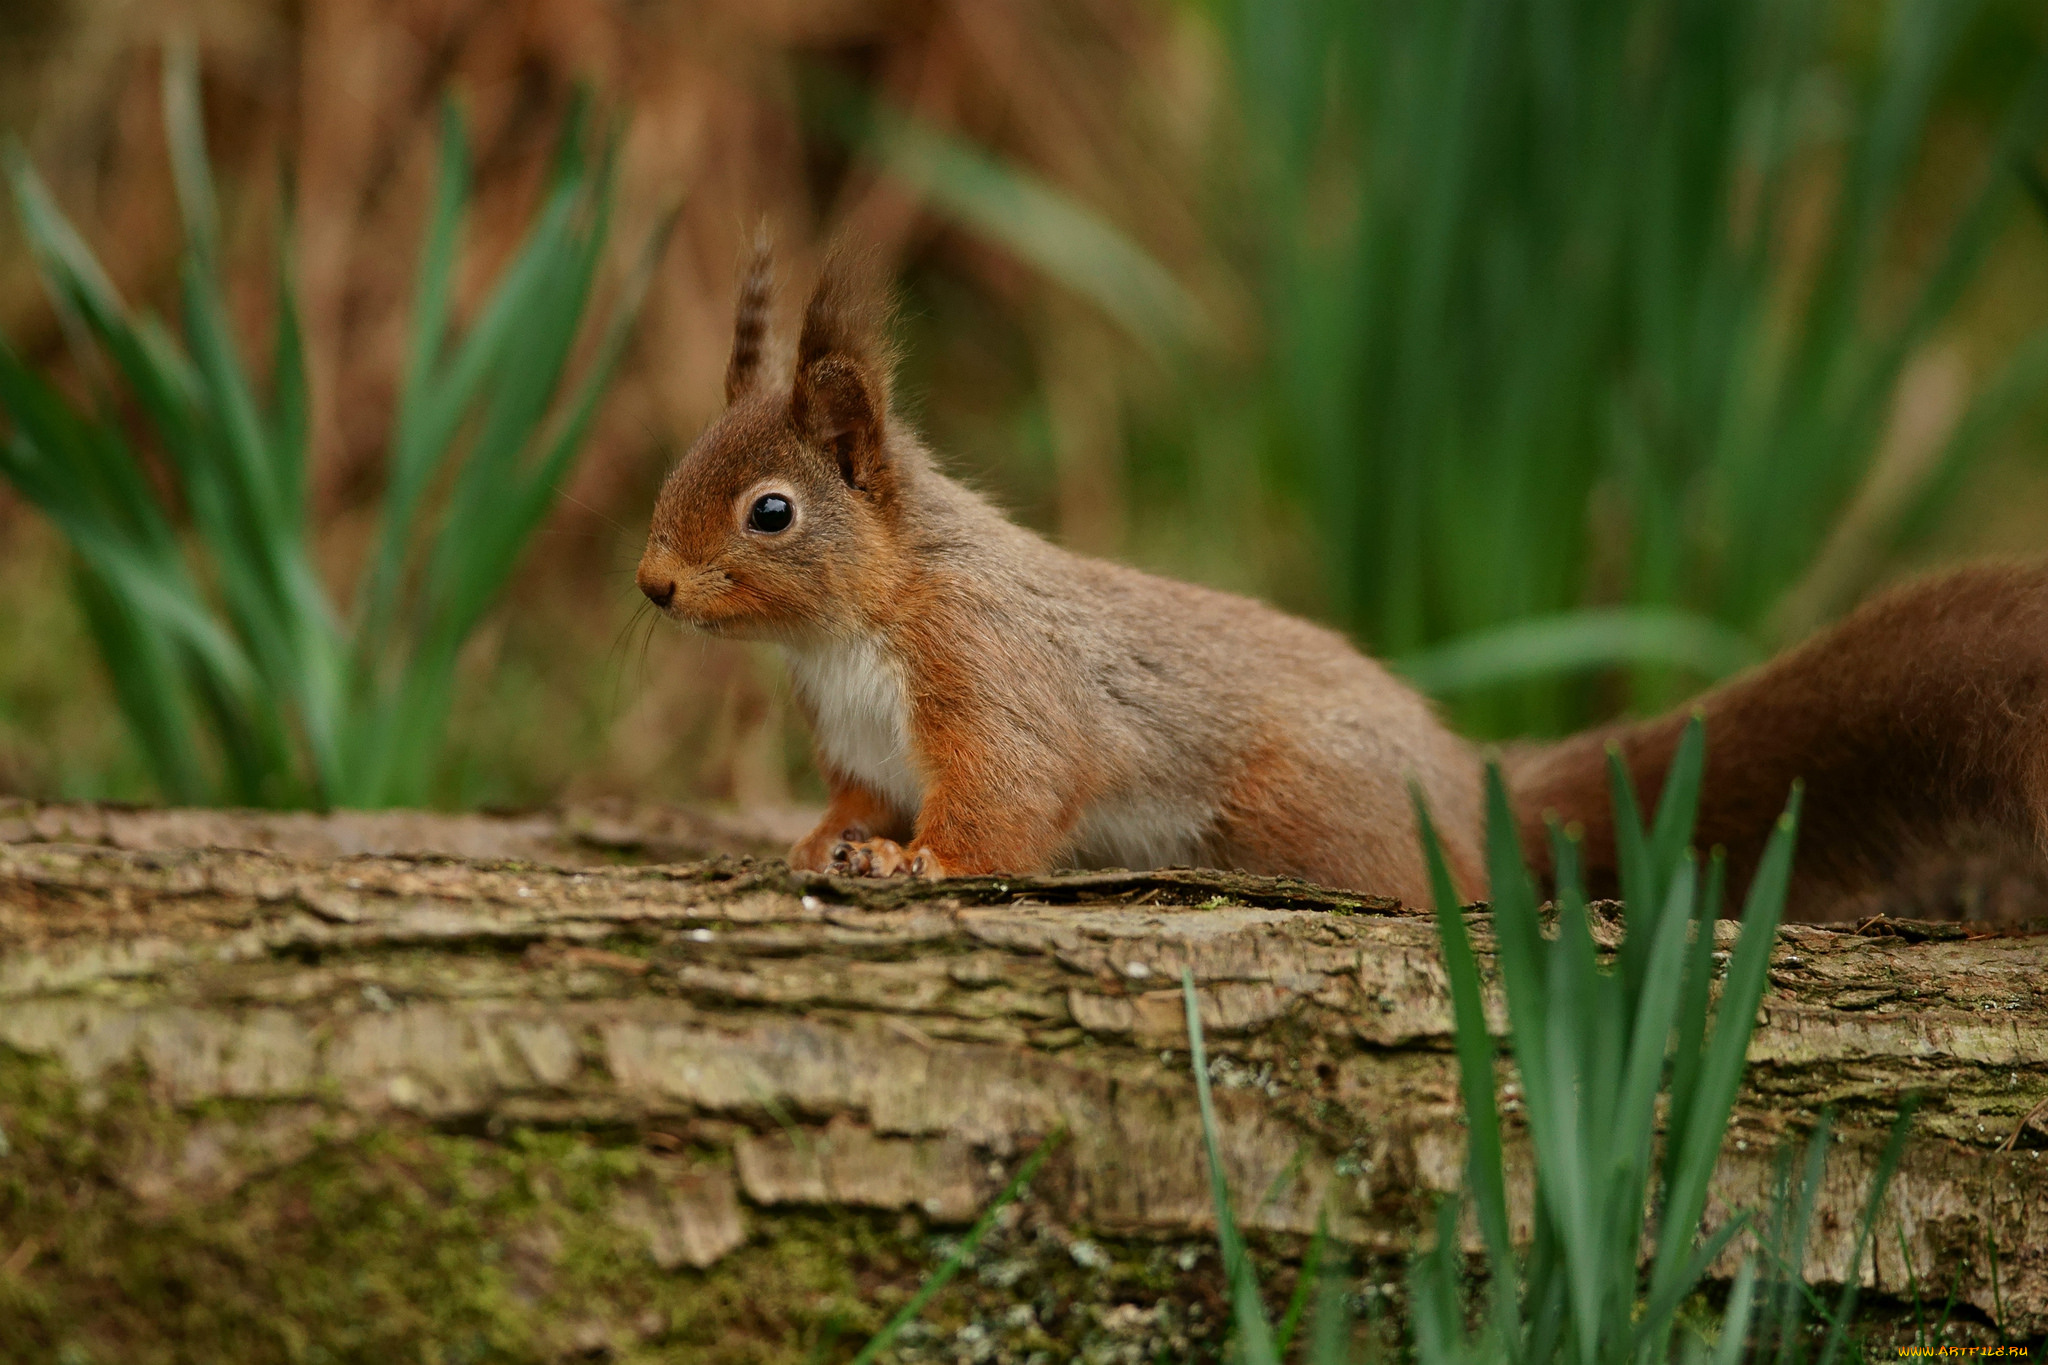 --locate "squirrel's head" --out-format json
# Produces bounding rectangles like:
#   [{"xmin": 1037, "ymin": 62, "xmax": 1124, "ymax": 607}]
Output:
[{"xmin": 637, "ymin": 242, "xmax": 904, "ymax": 640}]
